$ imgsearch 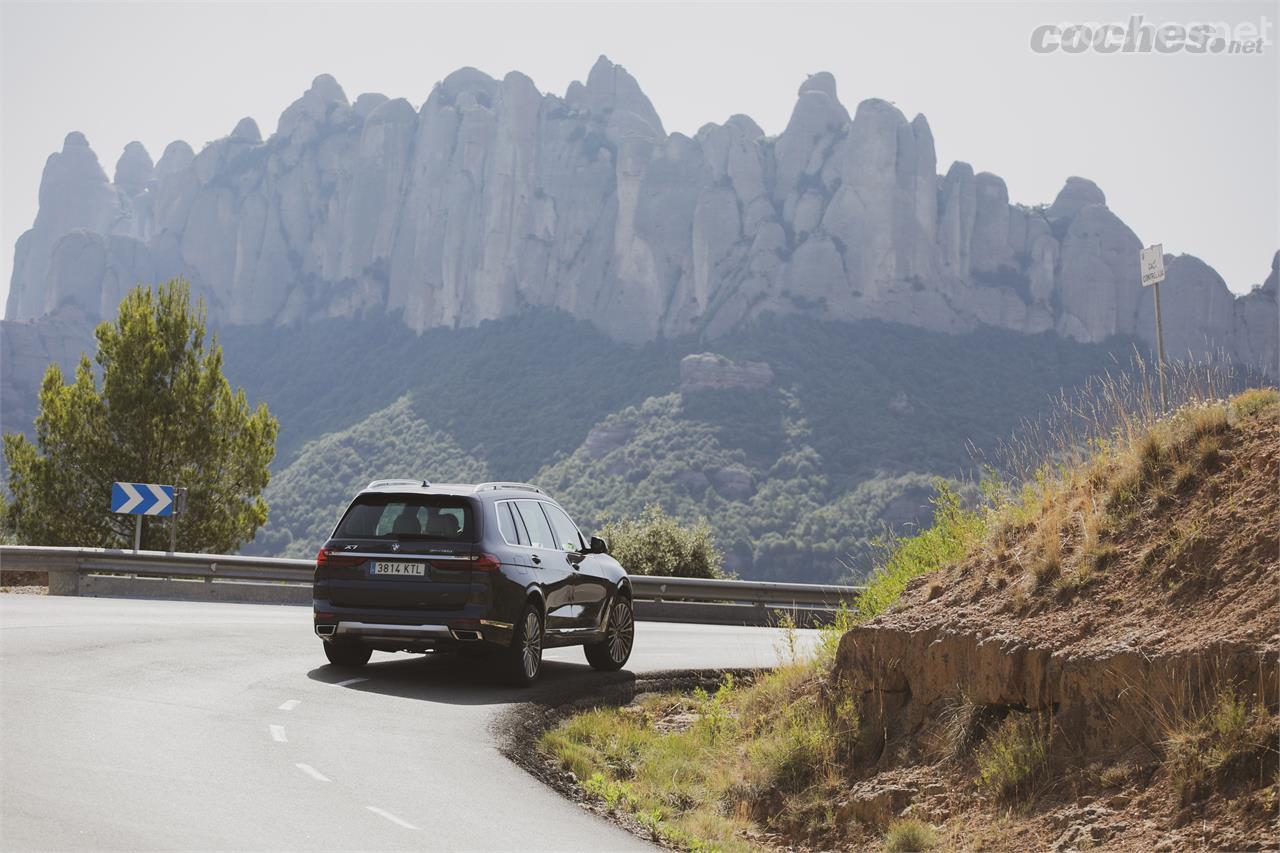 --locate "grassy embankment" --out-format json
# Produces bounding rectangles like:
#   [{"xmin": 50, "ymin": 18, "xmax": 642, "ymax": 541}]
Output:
[{"xmin": 538, "ymin": 368, "xmax": 1279, "ymax": 852}]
